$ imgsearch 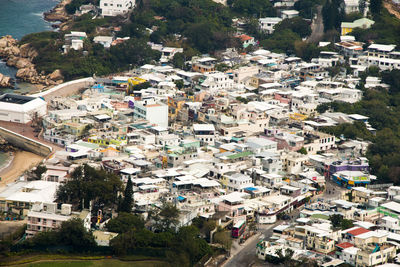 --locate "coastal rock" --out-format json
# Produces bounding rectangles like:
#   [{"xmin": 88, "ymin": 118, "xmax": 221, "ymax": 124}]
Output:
[
  {"xmin": 0, "ymin": 73, "xmax": 12, "ymax": 88},
  {"xmin": 20, "ymin": 43, "xmax": 38, "ymax": 59},
  {"xmin": 43, "ymin": 0, "xmax": 72, "ymax": 22},
  {"xmin": 48, "ymin": 69, "xmax": 64, "ymax": 82},
  {"xmin": 0, "ymin": 35, "xmax": 17, "ymax": 49},
  {"xmin": 15, "ymin": 58, "xmax": 33, "ymax": 69},
  {"xmin": 16, "ymin": 67, "xmax": 38, "ymax": 82},
  {"xmin": 7, "ymin": 57, "xmax": 33, "ymax": 69}
]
